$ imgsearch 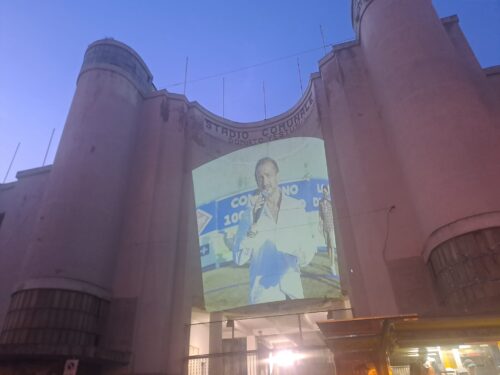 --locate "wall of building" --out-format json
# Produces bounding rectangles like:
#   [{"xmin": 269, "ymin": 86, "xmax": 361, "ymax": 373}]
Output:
[
  {"xmin": 352, "ymin": 0, "xmax": 500, "ymax": 315},
  {"xmin": 107, "ymin": 90, "xmax": 191, "ymax": 374},
  {"xmin": 318, "ymin": 39, "xmax": 430, "ymax": 316},
  {"xmin": 0, "ymin": 167, "xmax": 51, "ymax": 330},
  {"xmin": 485, "ymin": 66, "xmax": 500, "ymax": 102},
  {"xmin": 0, "ymin": 0, "xmax": 499, "ymax": 374}
]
